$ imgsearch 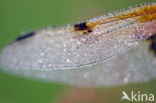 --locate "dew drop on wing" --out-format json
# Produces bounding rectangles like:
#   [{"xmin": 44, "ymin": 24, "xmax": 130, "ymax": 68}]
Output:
[{"xmin": 0, "ymin": 3, "xmax": 156, "ymax": 87}]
